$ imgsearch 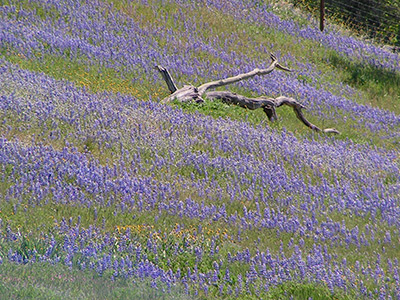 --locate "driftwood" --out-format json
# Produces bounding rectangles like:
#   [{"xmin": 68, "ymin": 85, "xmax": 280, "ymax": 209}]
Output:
[{"xmin": 156, "ymin": 54, "xmax": 339, "ymax": 134}]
